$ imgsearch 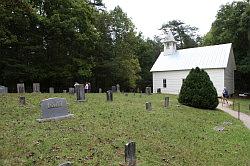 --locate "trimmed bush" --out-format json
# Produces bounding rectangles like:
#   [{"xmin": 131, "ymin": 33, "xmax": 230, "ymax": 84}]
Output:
[{"xmin": 178, "ymin": 67, "xmax": 219, "ymax": 109}]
